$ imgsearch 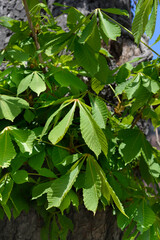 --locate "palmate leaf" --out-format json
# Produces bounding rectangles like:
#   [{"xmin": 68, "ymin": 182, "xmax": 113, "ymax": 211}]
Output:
[
  {"xmin": 47, "ymin": 158, "xmax": 84, "ymax": 209},
  {"xmin": 78, "ymin": 101, "xmax": 108, "ymax": 157},
  {"xmin": 48, "ymin": 101, "xmax": 76, "ymax": 145},
  {"xmin": 98, "ymin": 10, "xmax": 121, "ymax": 40},
  {"xmin": 0, "ymin": 95, "xmax": 29, "ymax": 122},
  {"xmin": 89, "ymin": 95, "xmax": 108, "ymax": 129},
  {"xmin": 0, "ymin": 128, "xmax": 16, "ymax": 168},
  {"xmin": 83, "ymin": 155, "xmax": 101, "ymax": 214}
]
